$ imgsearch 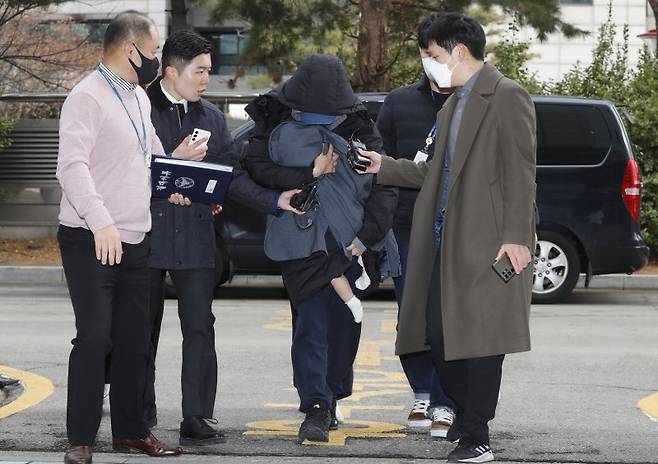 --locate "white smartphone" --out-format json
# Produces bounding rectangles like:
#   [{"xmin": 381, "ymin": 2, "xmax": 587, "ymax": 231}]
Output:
[{"xmin": 189, "ymin": 128, "xmax": 211, "ymax": 148}]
